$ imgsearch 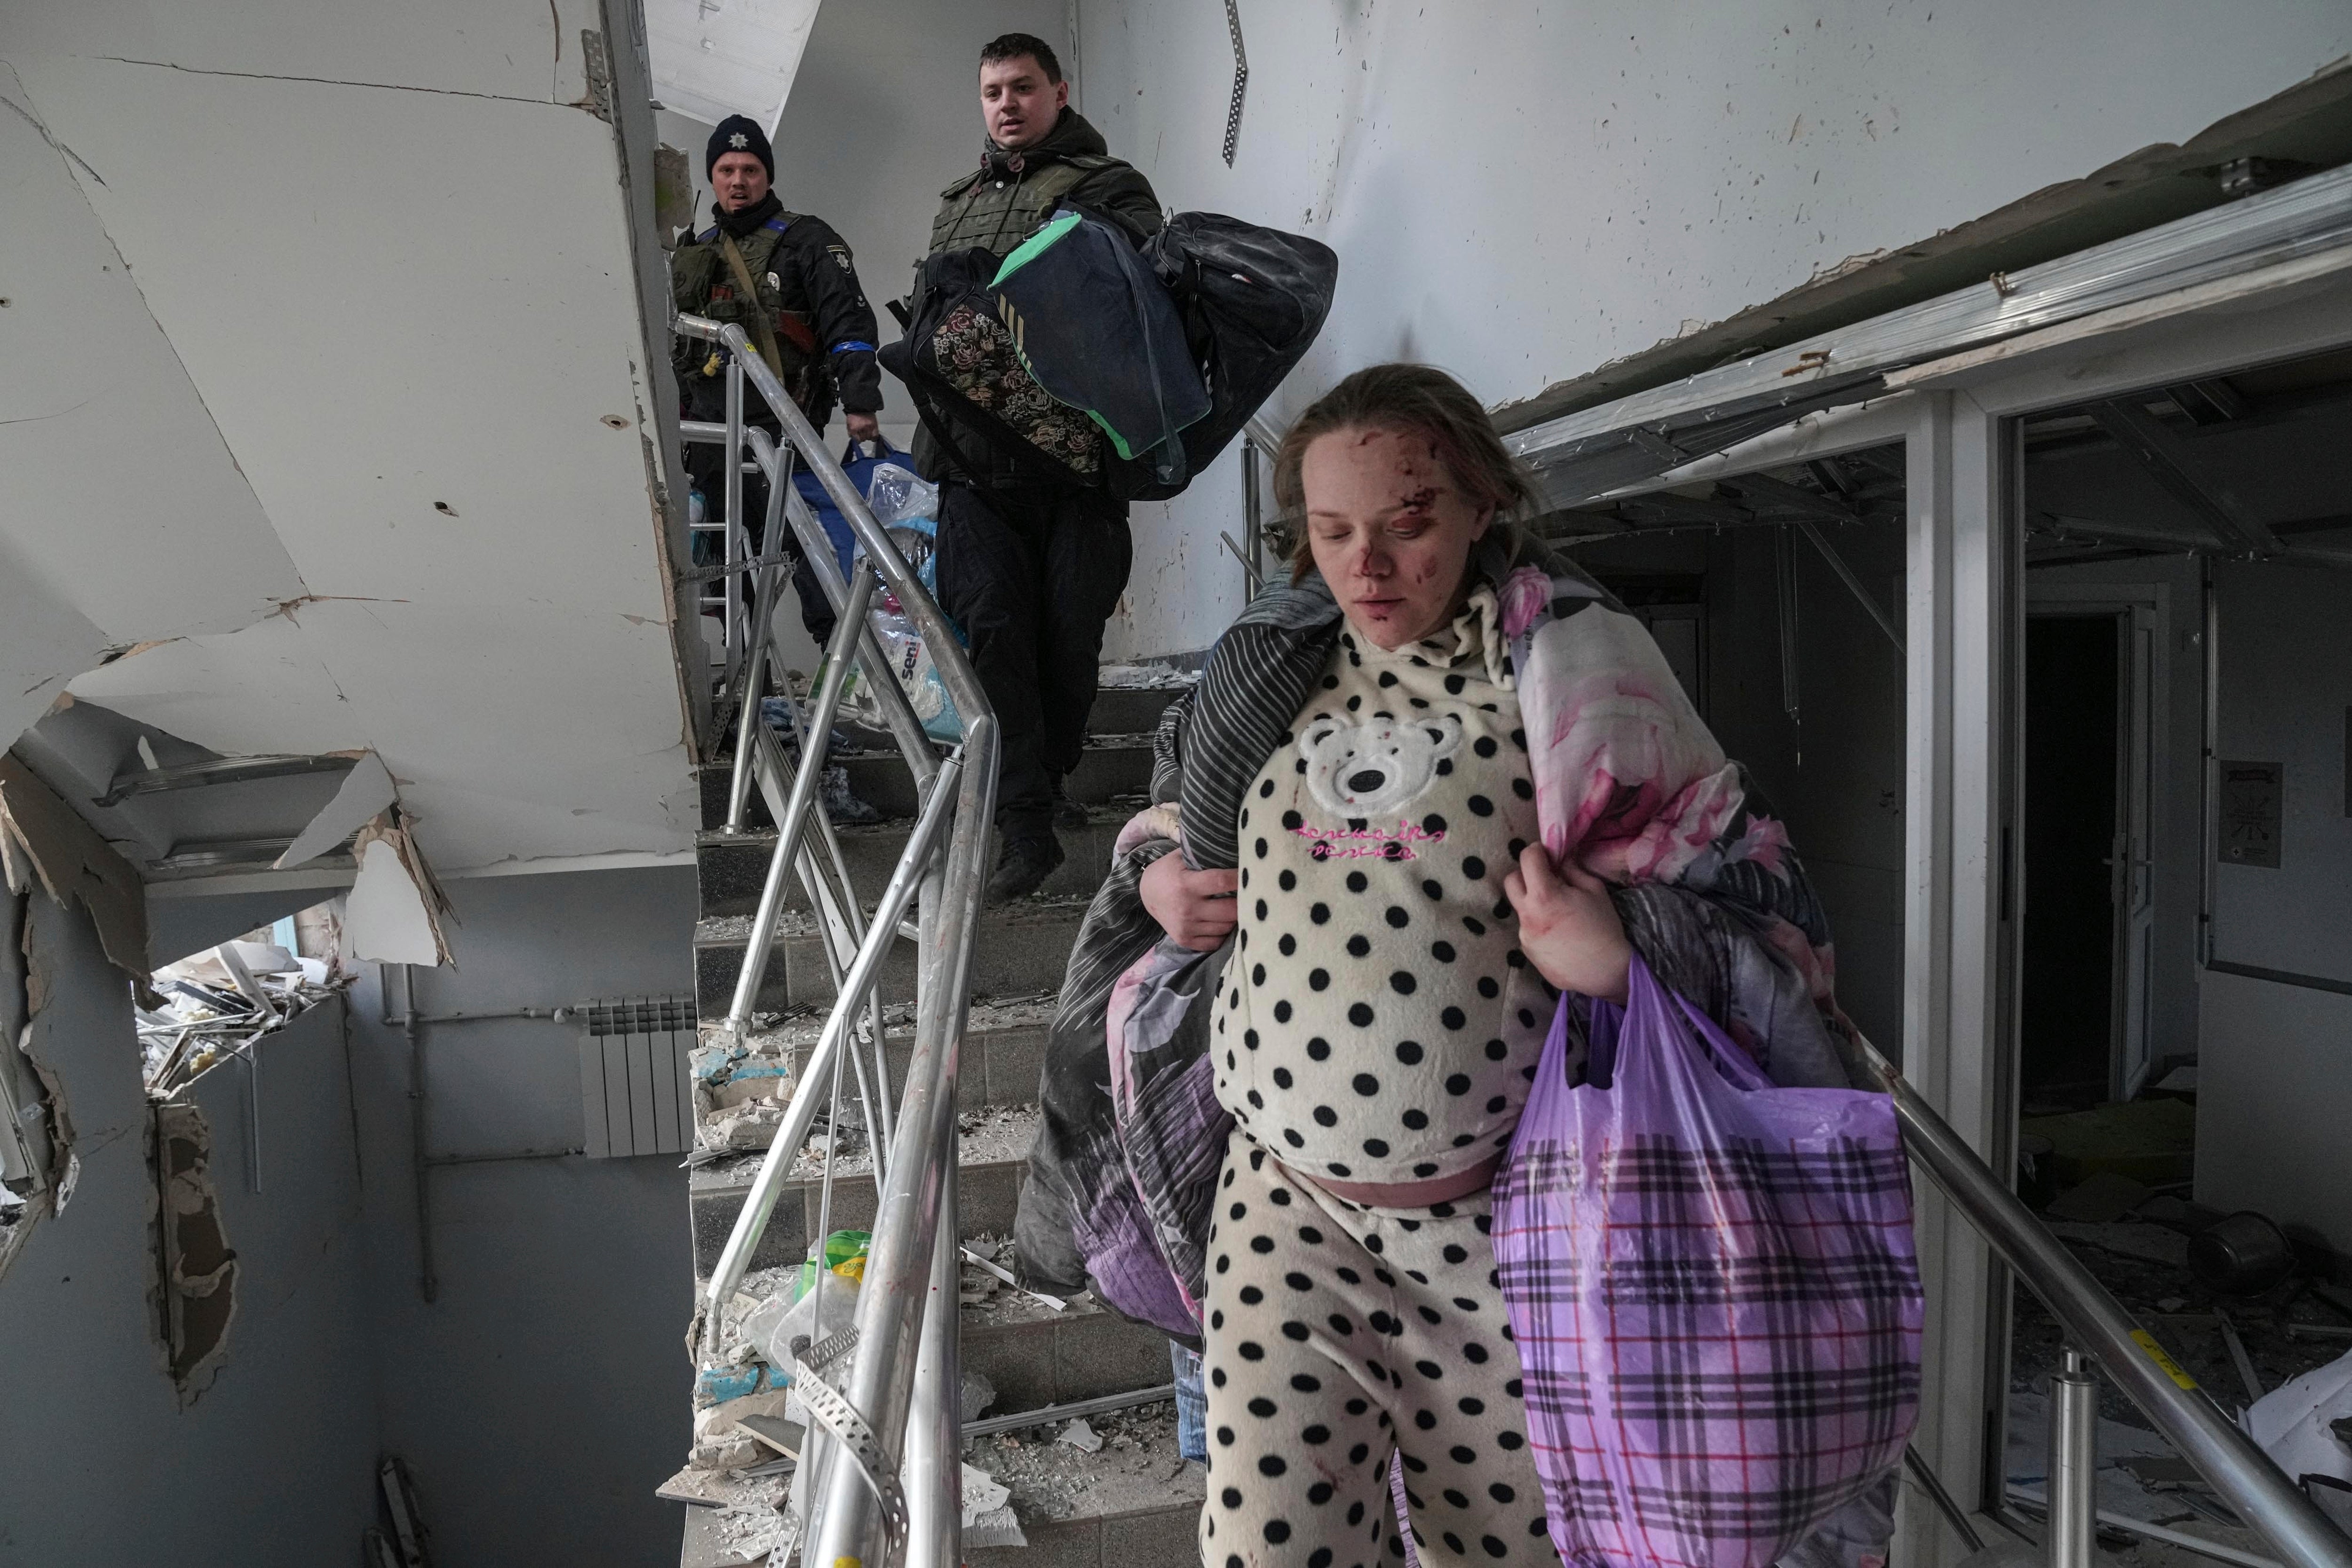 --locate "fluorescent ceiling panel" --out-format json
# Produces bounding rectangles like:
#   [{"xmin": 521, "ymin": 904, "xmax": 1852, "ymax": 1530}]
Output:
[{"xmin": 645, "ymin": 0, "xmax": 822, "ymax": 131}]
